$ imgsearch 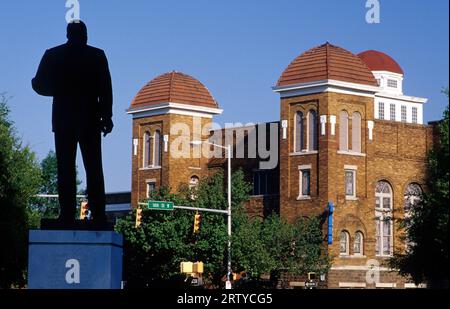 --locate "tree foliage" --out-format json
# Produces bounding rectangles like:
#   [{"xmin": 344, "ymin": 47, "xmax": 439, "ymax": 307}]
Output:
[
  {"xmin": 390, "ymin": 89, "xmax": 449, "ymax": 287},
  {"xmin": 29, "ymin": 150, "xmax": 83, "ymax": 222},
  {"xmin": 0, "ymin": 94, "xmax": 41, "ymax": 288},
  {"xmin": 116, "ymin": 169, "xmax": 331, "ymax": 288},
  {"xmin": 115, "ymin": 172, "xmax": 232, "ymax": 288},
  {"xmin": 29, "ymin": 151, "xmax": 59, "ymax": 219}
]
